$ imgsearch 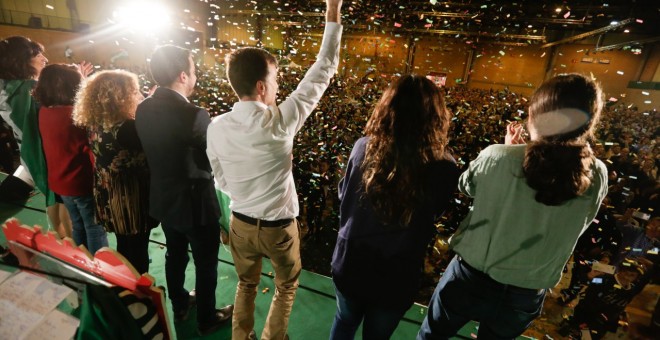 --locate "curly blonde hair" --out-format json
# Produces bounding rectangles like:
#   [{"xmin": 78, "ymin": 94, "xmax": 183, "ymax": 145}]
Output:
[{"xmin": 73, "ymin": 70, "xmax": 140, "ymax": 130}]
